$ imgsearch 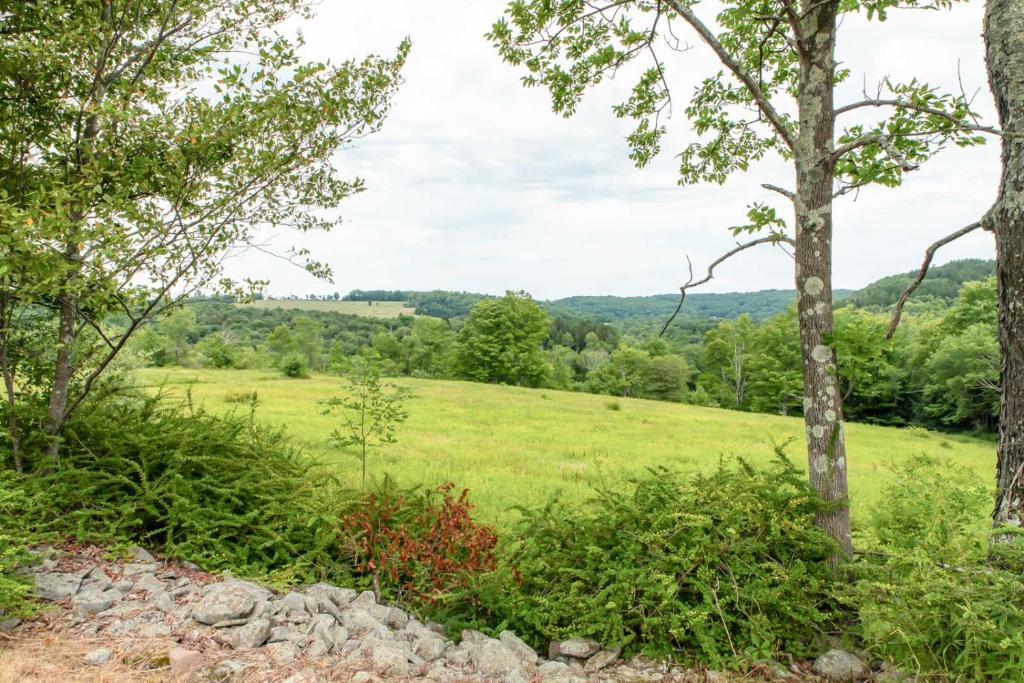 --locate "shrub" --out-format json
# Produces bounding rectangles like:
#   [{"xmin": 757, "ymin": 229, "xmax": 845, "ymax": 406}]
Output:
[
  {"xmin": 280, "ymin": 354, "xmax": 310, "ymax": 378},
  {"xmin": 338, "ymin": 478, "xmax": 498, "ymax": 606},
  {"xmin": 0, "ymin": 473, "xmax": 37, "ymax": 619},
  {"xmin": 25, "ymin": 390, "xmax": 345, "ymax": 582},
  {"xmin": 224, "ymin": 389, "xmax": 259, "ymax": 404},
  {"xmin": 853, "ymin": 456, "xmax": 1024, "ymax": 681},
  {"xmin": 458, "ymin": 450, "xmax": 842, "ymax": 665}
]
